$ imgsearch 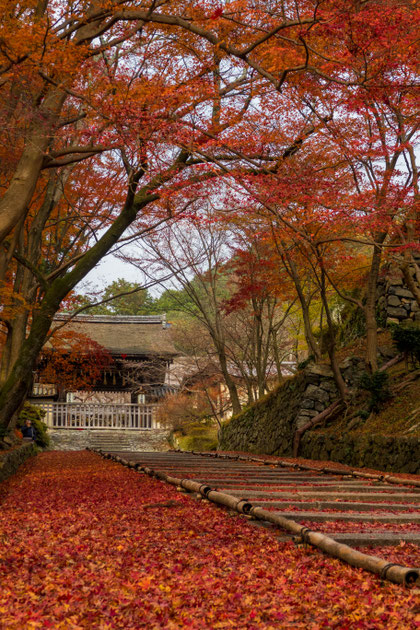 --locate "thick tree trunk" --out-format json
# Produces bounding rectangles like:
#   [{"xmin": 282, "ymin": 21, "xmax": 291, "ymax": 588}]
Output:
[
  {"xmin": 0, "ymin": 89, "xmax": 65, "ymax": 246},
  {"xmin": 0, "ymin": 312, "xmax": 28, "ymax": 386},
  {"xmin": 0, "ymin": 309, "xmax": 54, "ymax": 428}
]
